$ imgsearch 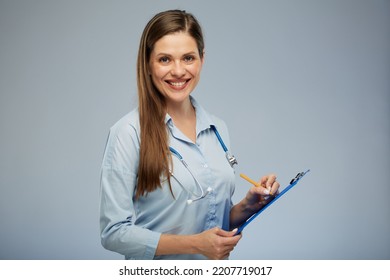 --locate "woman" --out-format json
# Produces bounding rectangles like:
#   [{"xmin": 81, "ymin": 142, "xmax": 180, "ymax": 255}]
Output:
[{"xmin": 100, "ymin": 9, "xmax": 280, "ymax": 260}]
